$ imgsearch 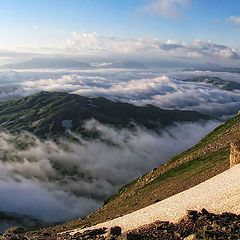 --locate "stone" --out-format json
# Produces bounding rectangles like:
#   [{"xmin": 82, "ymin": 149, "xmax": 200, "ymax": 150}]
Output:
[
  {"xmin": 105, "ymin": 236, "xmax": 117, "ymax": 240},
  {"xmin": 5, "ymin": 227, "xmax": 25, "ymax": 235},
  {"xmin": 109, "ymin": 226, "xmax": 122, "ymax": 236},
  {"xmin": 1, "ymin": 234, "xmax": 28, "ymax": 240},
  {"xmin": 43, "ymin": 232, "xmax": 51, "ymax": 237},
  {"xmin": 183, "ymin": 234, "xmax": 196, "ymax": 240},
  {"xmin": 228, "ymin": 235, "xmax": 238, "ymax": 240},
  {"xmin": 187, "ymin": 210, "xmax": 198, "ymax": 220},
  {"xmin": 174, "ymin": 232, "xmax": 181, "ymax": 238},
  {"xmin": 124, "ymin": 233, "xmax": 140, "ymax": 240},
  {"xmin": 82, "ymin": 227, "xmax": 107, "ymax": 237},
  {"xmin": 230, "ymin": 140, "xmax": 240, "ymax": 167},
  {"xmin": 201, "ymin": 208, "xmax": 209, "ymax": 215}
]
